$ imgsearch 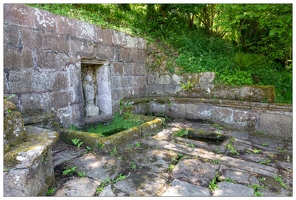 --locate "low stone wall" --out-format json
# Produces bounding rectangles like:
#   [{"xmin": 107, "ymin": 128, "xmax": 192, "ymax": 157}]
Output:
[
  {"xmin": 58, "ymin": 117, "xmax": 164, "ymax": 152},
  {"xmin": 146, "ymin": 72, "xmax": 275, "ymax": 103},
  {"xmin": 121, "ymin": 97, "xmax": 292, "ymax": 139},
  {"xmin": 4, "ymin": 126, "xmax": 59, "ymax": 196}
]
